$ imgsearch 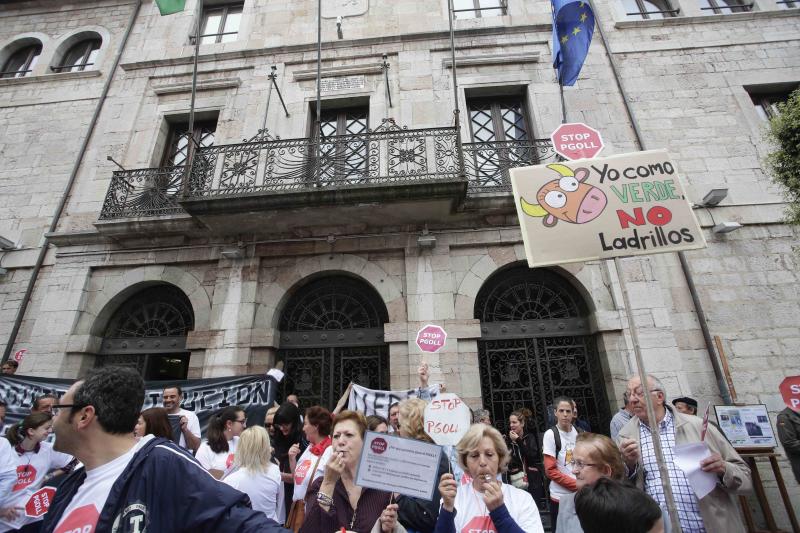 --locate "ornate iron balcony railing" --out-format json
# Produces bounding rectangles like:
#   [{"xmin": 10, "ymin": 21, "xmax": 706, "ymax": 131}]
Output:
[
  {"xmin": 98, "ymin": 125, "xmax": 558, "ymax": 220},
  {"xmin": 463, "ymin": 139, "xmax": 558, "ymax": 193},
  {"xmin": 185, "ymin": 118, "xmax": 462, "ymax": 198},
  {"xmin": 99, "ymin": 165, "xmax": 185, "ymax": 219}
]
